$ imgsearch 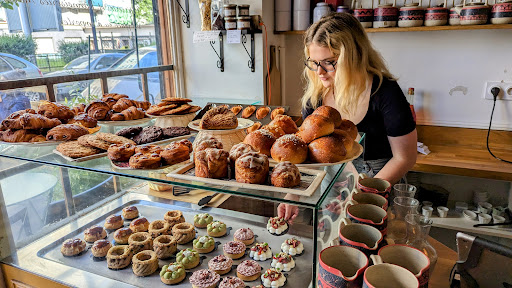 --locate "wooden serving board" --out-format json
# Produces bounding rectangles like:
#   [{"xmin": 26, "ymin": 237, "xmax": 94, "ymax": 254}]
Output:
[{"xmin": 167, "ymin": 162, "xmax": 327, "ymax": 197}]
